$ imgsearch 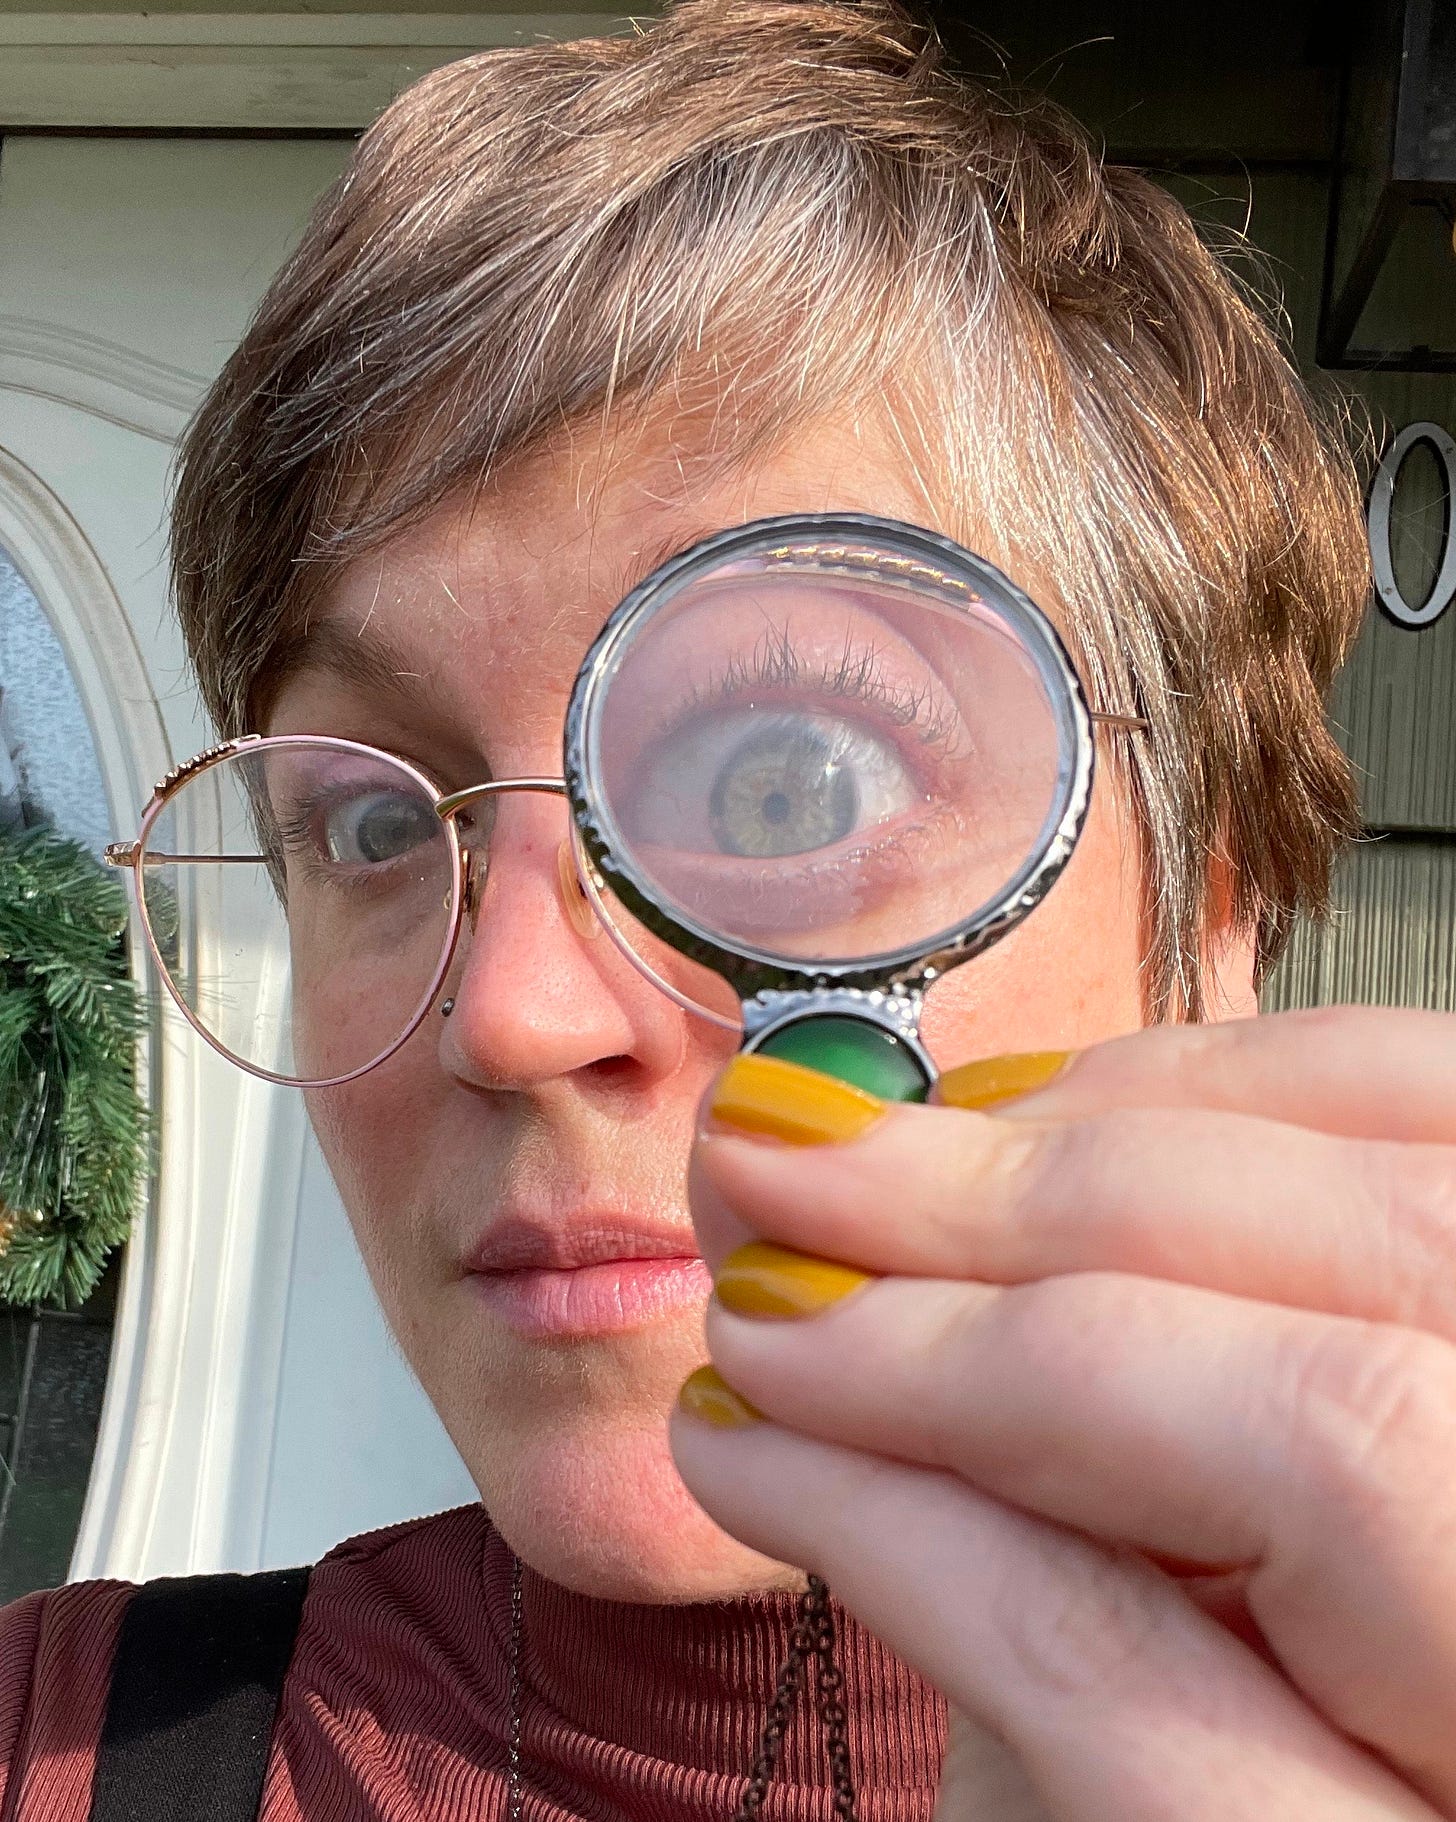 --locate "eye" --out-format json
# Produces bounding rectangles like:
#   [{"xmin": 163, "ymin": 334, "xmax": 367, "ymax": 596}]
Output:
[
  {"xmin": 629, "ymin": 708, "xmax": 919, "ymax": 859},
  {"xmin": 318, "ymin": 788, "xmax": 440, "ymax": 866}
]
